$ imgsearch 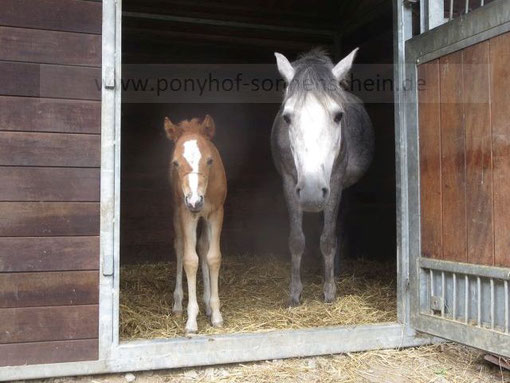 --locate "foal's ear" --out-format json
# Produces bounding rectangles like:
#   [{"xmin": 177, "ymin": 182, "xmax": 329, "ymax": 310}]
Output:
[
  {"xmin": 332, "ymin": 47, "xmax": 359, "ymax": 81},
  {"xmin": 202, "ymin": 114, "xmax": 215, "ymax": 139},
  {"xmin": 274, "ymin": 52, "xmax": 295, "ymax": 83},
  {"xmin": 164, "ymin": 117, "xmax": 181, "ymax": 141}
]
